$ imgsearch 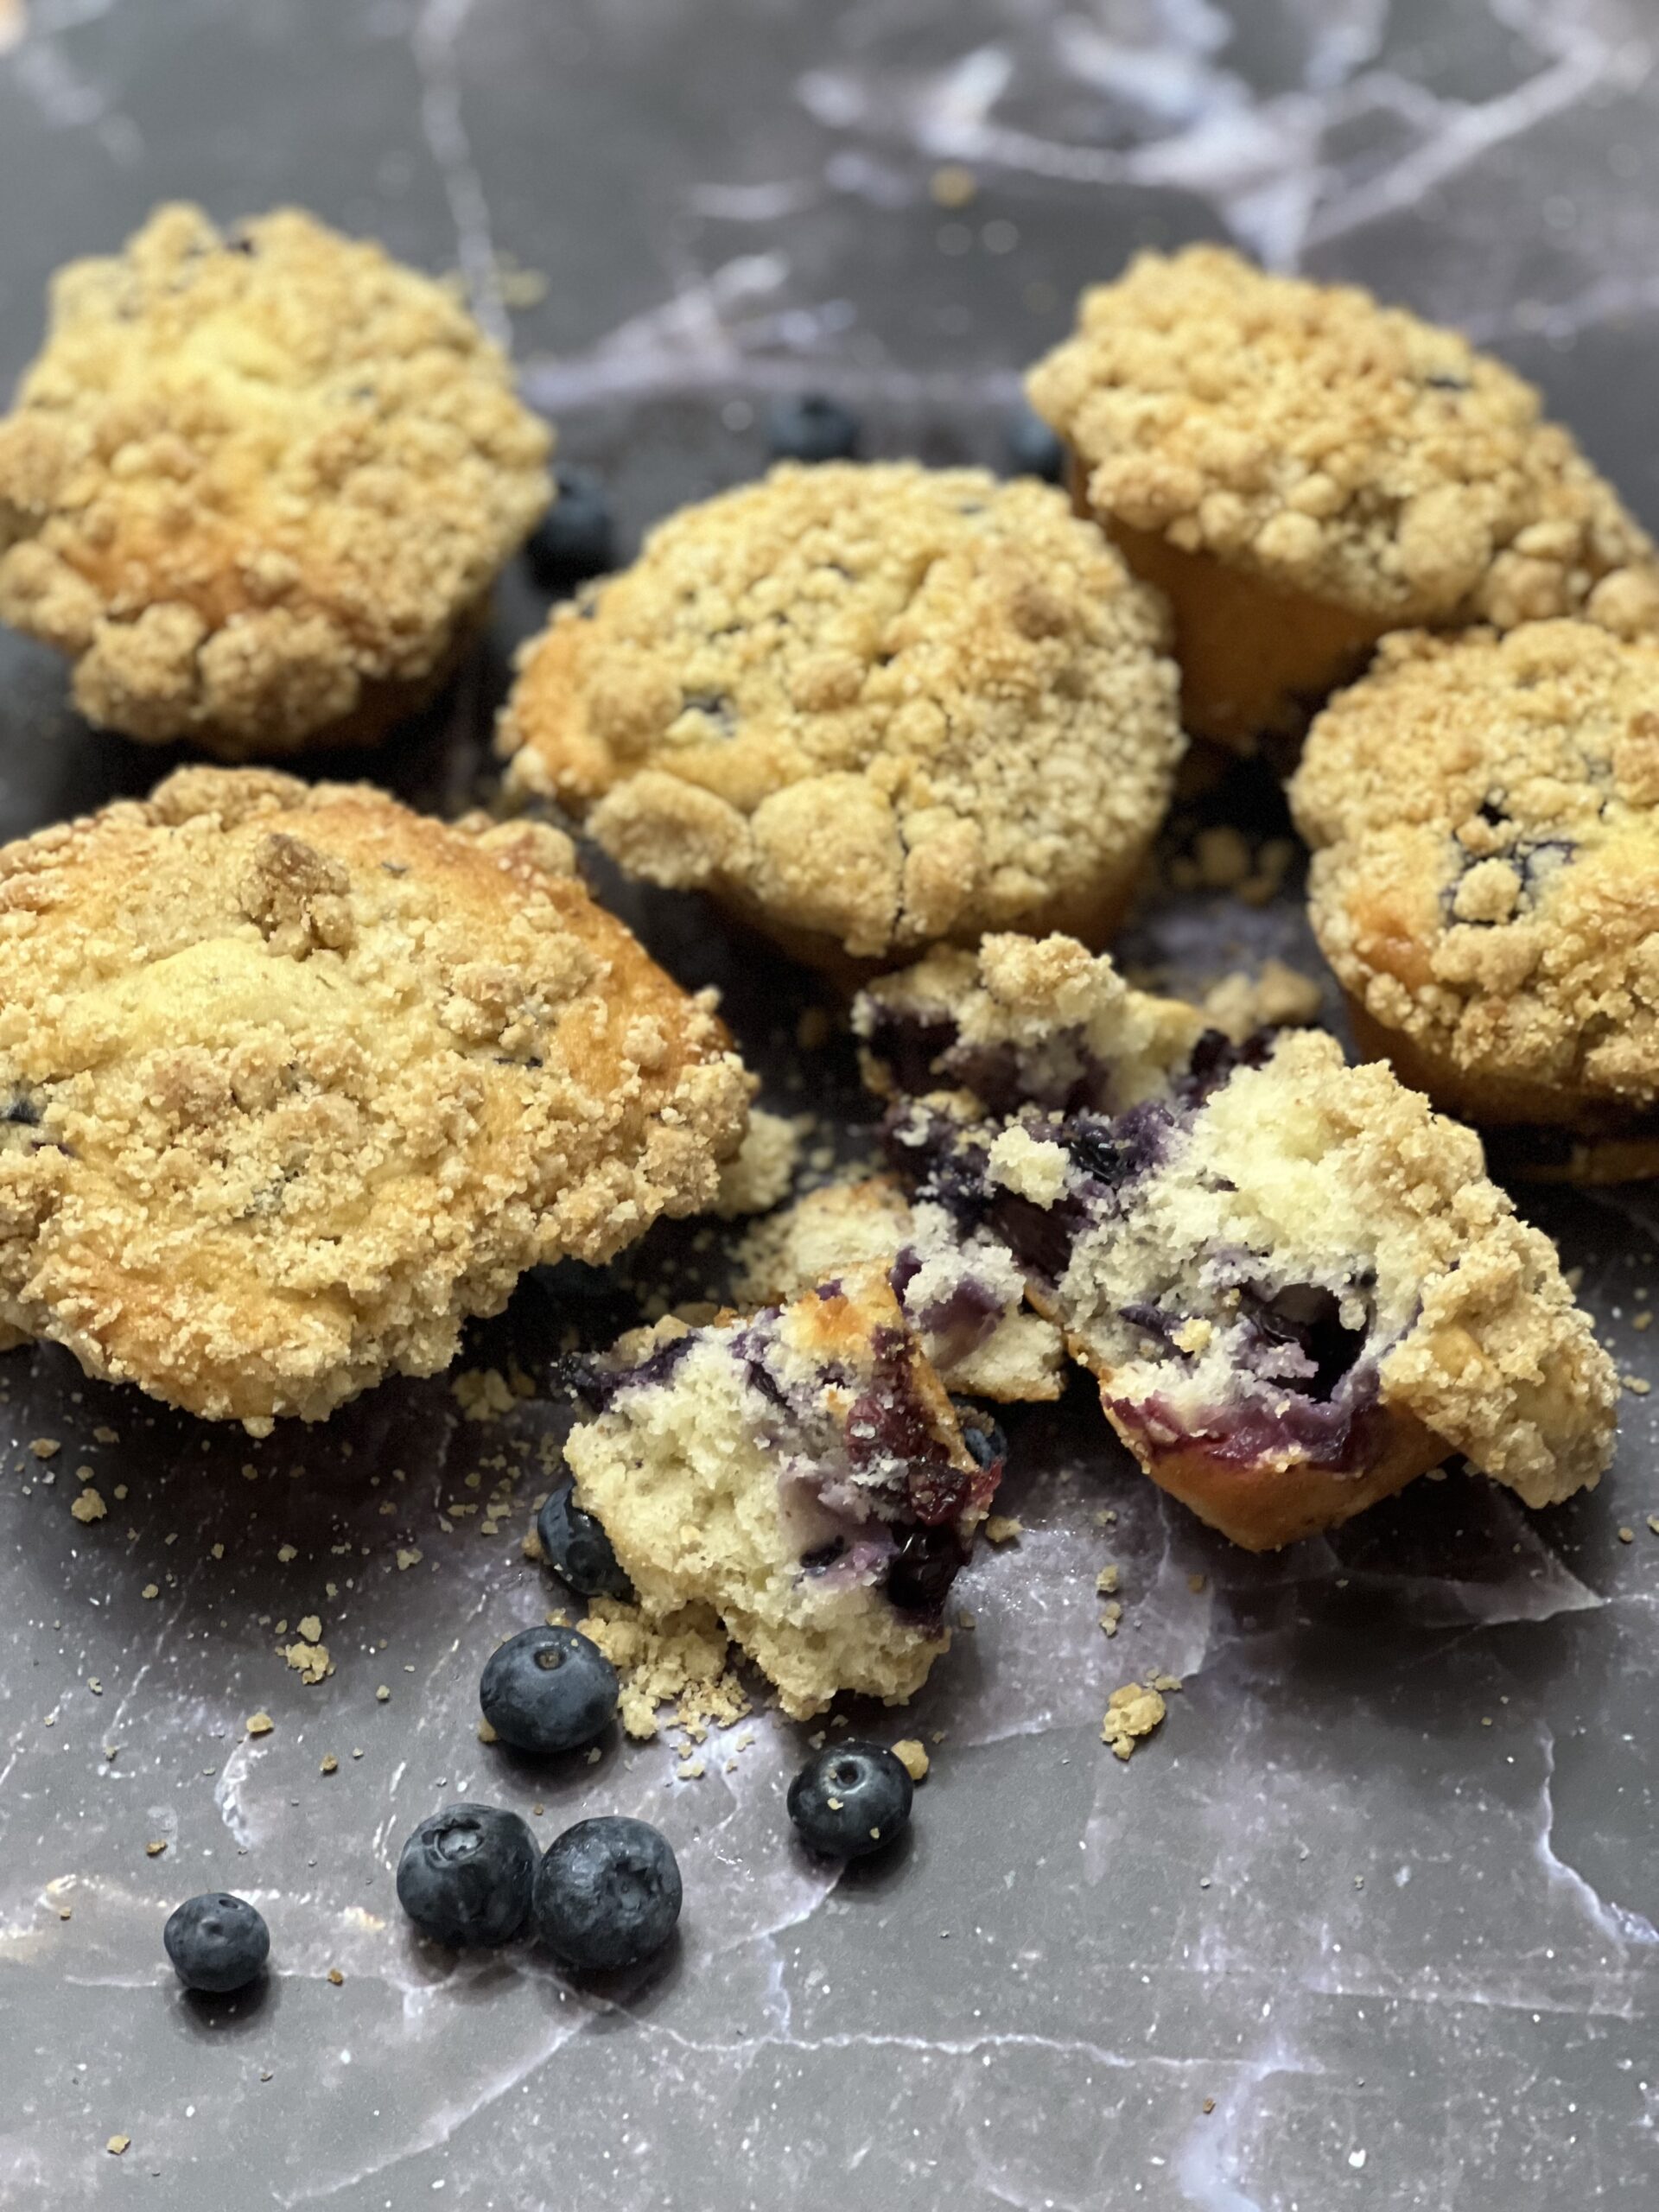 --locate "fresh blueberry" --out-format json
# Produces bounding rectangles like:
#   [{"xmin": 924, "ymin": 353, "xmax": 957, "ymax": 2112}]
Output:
[
  {"xmin": 1004, "ymin": 402, "xmax": 1065, "ymax": 484},
  {"xmin": 766, "ymin": 392, "xmax": 861, "ymax": 464},
  {"xmin": 396, "ymin": 1802, "xmax": 536, "ymax": 1947},
  {"xmin": 524, "ymin": 464, "xmax": 613, "ymax": 589},
  {"xmin": 537, "ymin": 1478, "xmax": 632, "ymax": 1601},
  {"xmin": 787, "ymin": 1741, "xmax": 913, "ymax": 1858},
  {"xmin": 533, "ymin": 1815, "xmax": 683, "ymax": 1971},
  {"xmin": 479, "ymin": 1624, "xmax": 618, "ymax": 1755},
  {"xmin": 162, "ymin": 1892, "xmax": 270, "ymax": 1993}
]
